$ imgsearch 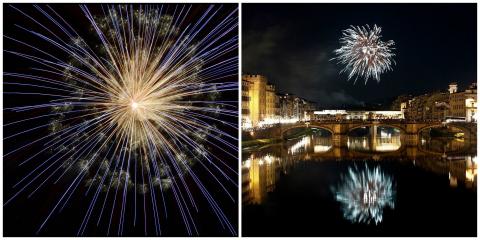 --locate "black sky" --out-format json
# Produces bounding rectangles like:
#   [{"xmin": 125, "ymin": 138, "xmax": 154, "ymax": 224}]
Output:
[{"xmin": 243, "ymin": 3, "xmax": 477, "ymax": 108}]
